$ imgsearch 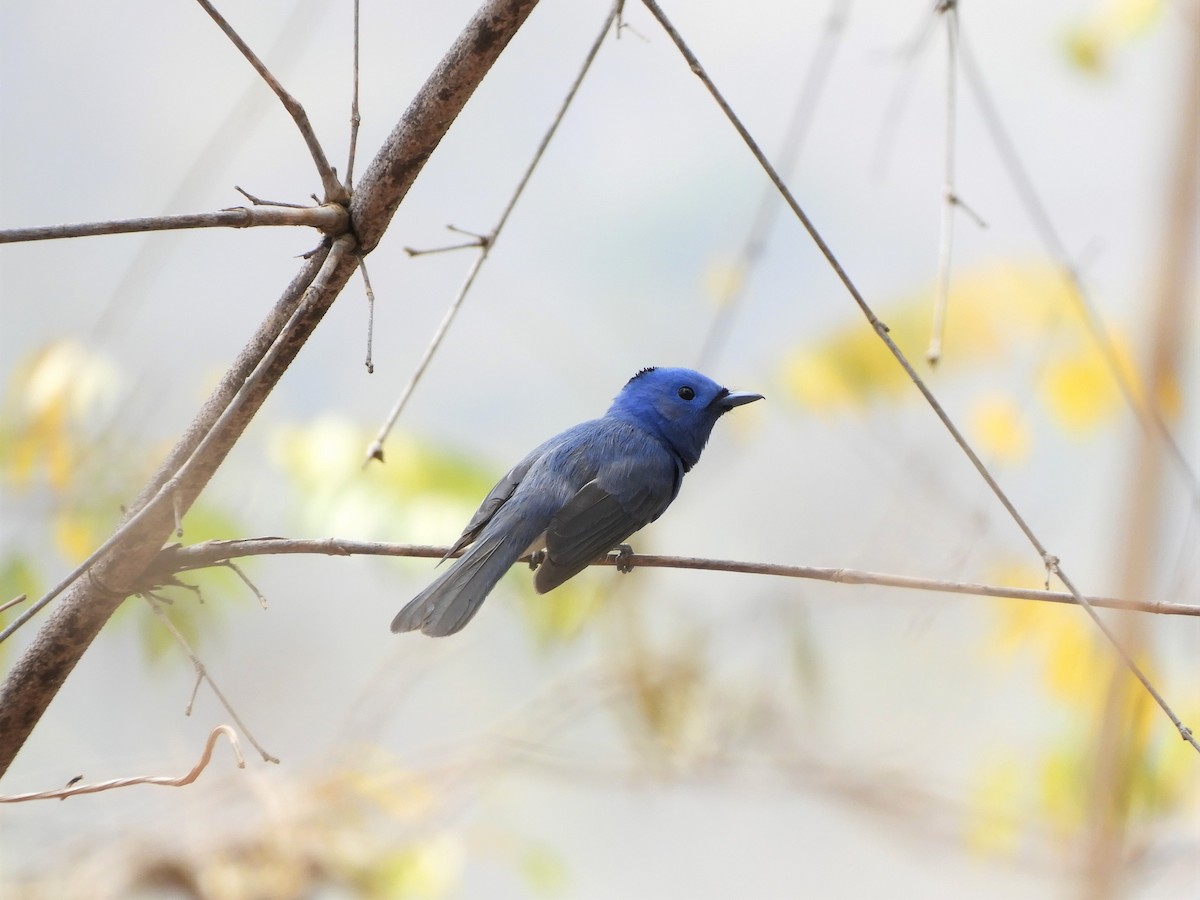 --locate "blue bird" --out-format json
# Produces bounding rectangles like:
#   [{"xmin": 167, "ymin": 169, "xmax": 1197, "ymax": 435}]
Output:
[{"xmin": 391, "ymin": 367, "xmax": 763, "ymax": 636}]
